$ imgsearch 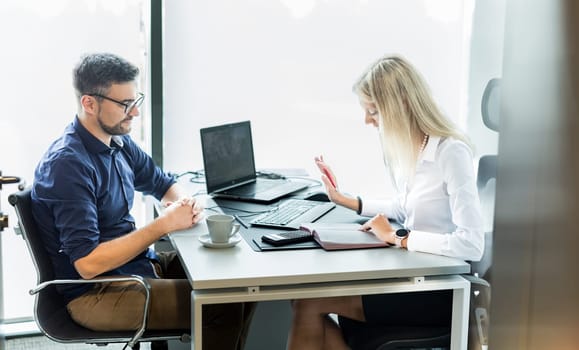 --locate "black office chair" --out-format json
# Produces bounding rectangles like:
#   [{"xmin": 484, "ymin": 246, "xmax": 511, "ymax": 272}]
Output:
[
  {"xmin": 464, "ymin": 77, "xmax": 501, "ymax": 350},
  {"xmin": 473, "ymin": 77, "xmax": 500, "ymax": 283},
  {"xmin": 337, "ymin": 318, "xmax": 451, "ymax": 350},
  {"xmin": 8, "ymin": 188, "xmax": 190, "ymax": 350}
]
